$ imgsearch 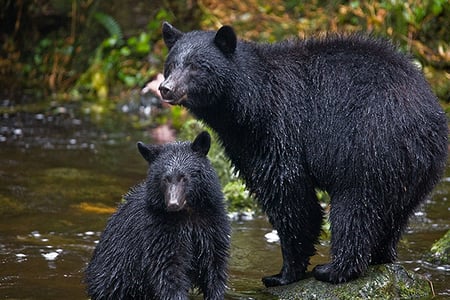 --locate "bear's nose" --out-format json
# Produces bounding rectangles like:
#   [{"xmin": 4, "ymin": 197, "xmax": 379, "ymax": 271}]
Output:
[
  {"xmin": 158, "ymin": 82, "xmax": 173, "ymax": 100},
  {"xmin": 166, "ymin": 202, "xmax": 182, "ymax": 211}
]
